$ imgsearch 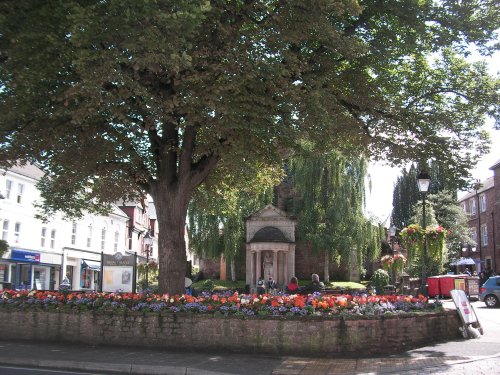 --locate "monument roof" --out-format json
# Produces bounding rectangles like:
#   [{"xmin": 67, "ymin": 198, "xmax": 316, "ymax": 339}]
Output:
[
  {"xmin": 249, "ymin": 226, "xmax": 292, "ymax": 243},
  {"xmin": 246, "ymin": 204, "xmax": 295, "ymax": 221}
]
